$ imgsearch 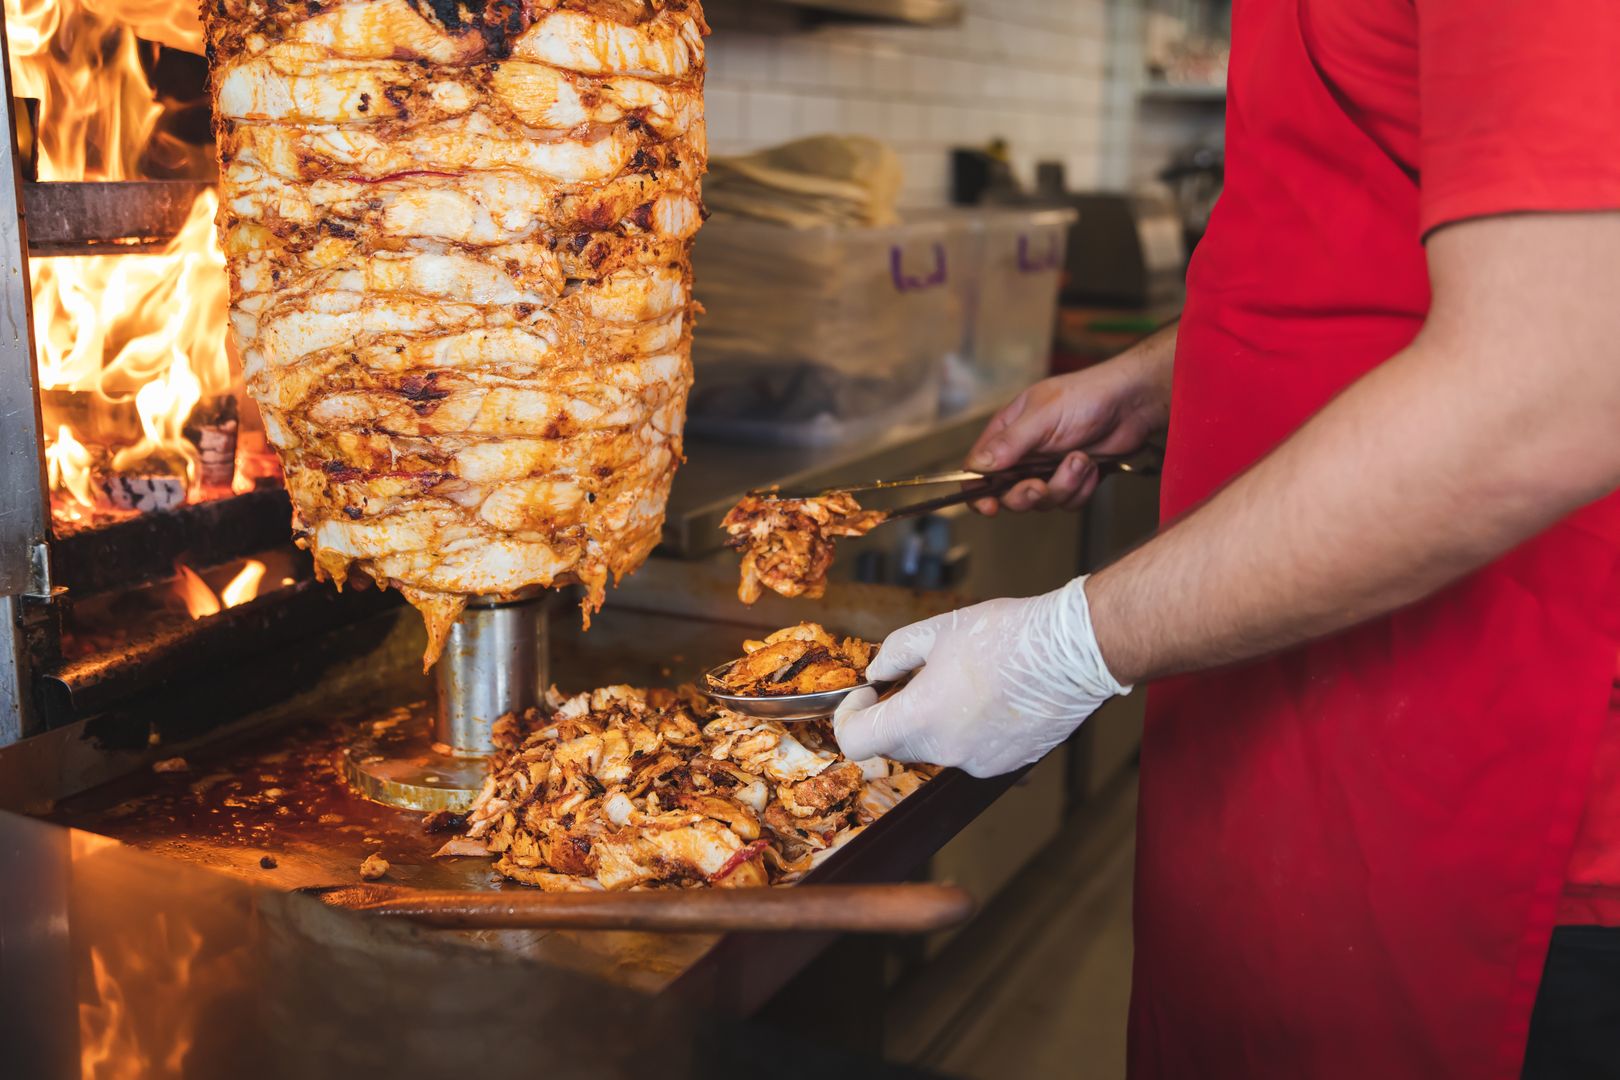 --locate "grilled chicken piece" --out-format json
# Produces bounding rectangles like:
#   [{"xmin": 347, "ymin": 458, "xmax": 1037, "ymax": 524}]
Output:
[
  {"xmin": 722, "ymin": 493, "xmax": 887, "ymax": 605},
  {"xmin": 710, "ymin": 623, "xmax": 875, "ymax": 697},
  {"xmin": 206, "ymin": 0, "xmax": 708, "ymax": 666},
  {"xmin": 780, "ymin": 761, "xmax": 865, "ymax": 819},
  {"xmin": 456, "ymin": 666, "xmax": 936, "ymax": 890}
]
